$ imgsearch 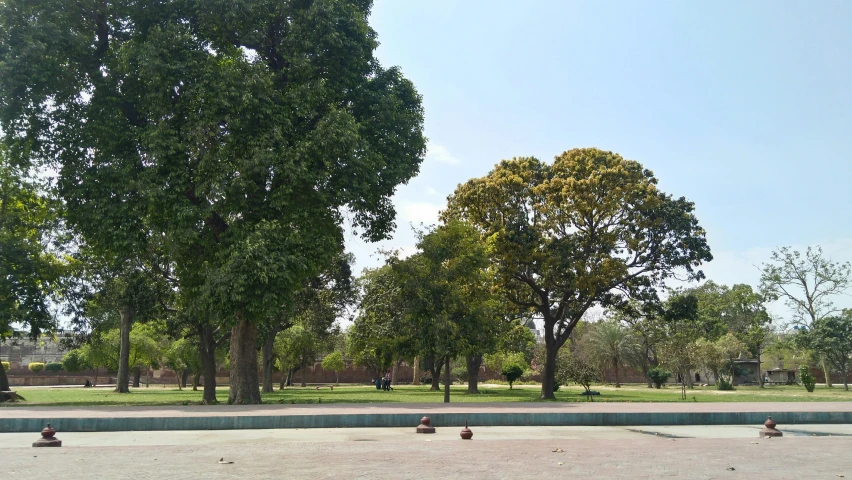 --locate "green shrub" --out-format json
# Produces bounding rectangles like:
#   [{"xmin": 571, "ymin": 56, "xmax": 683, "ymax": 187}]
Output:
[
  {"xmin": 798, "ymin": 365, "xmax": 816, "ymax": 393},
  {"xmin": 62, "ymin": 349, "xmax": 91, "ymax": 372},
  {"xmin": 1, "ymin": 361, "xmax": 9, "ymax": 371},
  {"xmin": 45, "ymin": 362, "xmax": 64, "ymax": 372},
  {"xmin": 647, "ymin": 367, "xmax": 671, "ymax": 389},
  {"xmin": 451, "ymin": 366, "xmax": 469, "ymax": 383},
  {"xmin": 716, "ymin": 378, "xmax": 734, "ymax": 390},
  {"xmin": 501, "ymin": 364, "xmax": 524, "ymax": 389},
  {"xmin": 28, "ymin": 362, "xmax": 45, "ymax": 374},
  {"xmin": 556, "ymin": 356, "xmax": 600, "ymax": 393}
]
